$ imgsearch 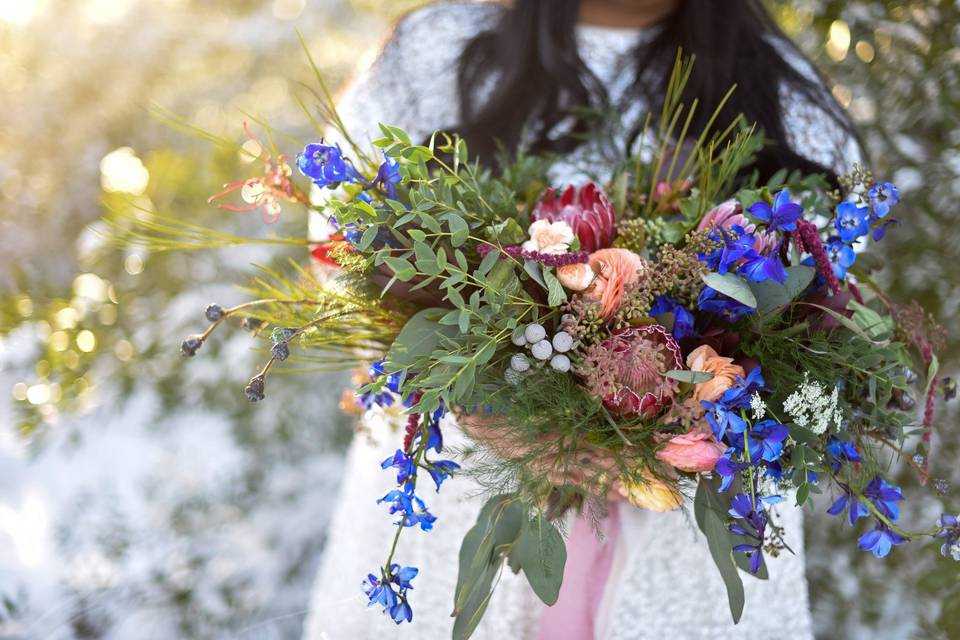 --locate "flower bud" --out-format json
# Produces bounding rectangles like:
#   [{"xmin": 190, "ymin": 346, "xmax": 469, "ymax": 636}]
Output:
[{"xmin": 205, "ymin": 303, "xmax": 225, "ymax": 322}]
